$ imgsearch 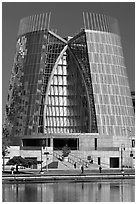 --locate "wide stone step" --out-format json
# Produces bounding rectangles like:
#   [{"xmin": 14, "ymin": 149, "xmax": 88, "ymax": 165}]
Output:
[{"xmin": 43, "ymin": 161, "xmax": 58, "ymax": 169}]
